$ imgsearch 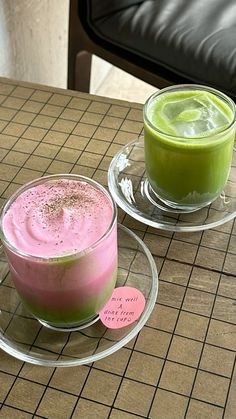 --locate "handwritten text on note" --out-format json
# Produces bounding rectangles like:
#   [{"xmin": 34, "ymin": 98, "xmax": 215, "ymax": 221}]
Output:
[{"xmin": 99, "ymin": 286, "xmax": 145, "ymax": 329}]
